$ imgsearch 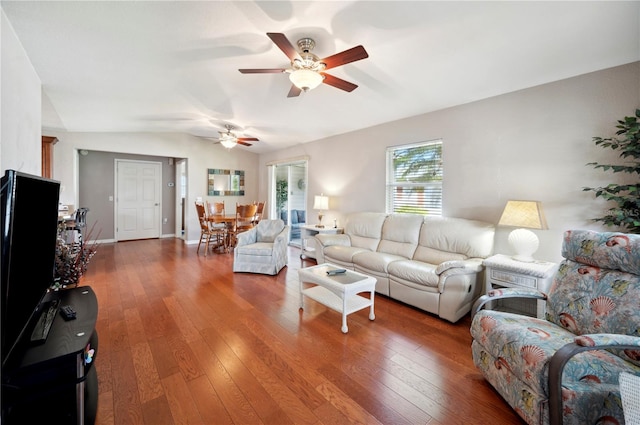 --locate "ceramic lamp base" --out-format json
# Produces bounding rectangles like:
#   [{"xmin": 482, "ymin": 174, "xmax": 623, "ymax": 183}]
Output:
[{"xmin": 508, "ymin": 228, "xmax": 539, "ymax": 262}]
